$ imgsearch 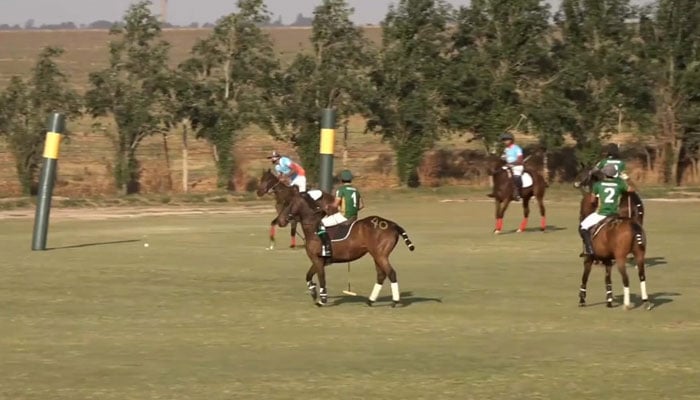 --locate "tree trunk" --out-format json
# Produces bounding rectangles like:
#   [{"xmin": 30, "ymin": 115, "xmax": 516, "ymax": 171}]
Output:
[
  {"xmin": 643, "ymin": 147, "xmax": 652, "ymax": 171},
  {"xmin": 162, "ymin": 131, "xmax": 173, "ymax": 191},
  {"xmin": 182, "ymin": 123, "xmax": 189, "ymax": 193},
  {"xmin": 671, "ymin": 137, "xmax": 682, "ymax": 186}
]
